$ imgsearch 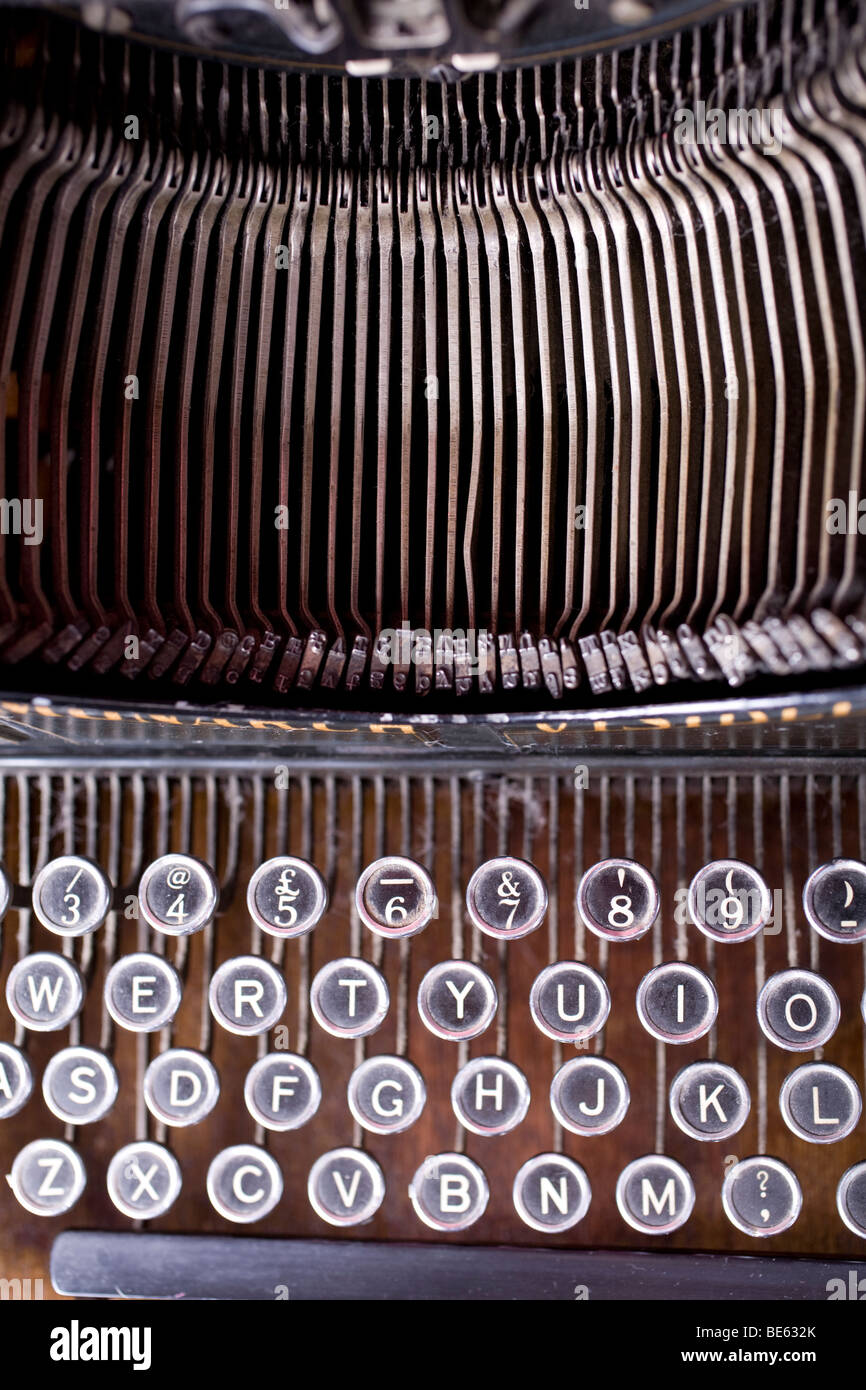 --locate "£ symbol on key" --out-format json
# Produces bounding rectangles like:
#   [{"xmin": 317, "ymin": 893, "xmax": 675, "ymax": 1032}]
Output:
[{"xmin": 276, "ymin": 868, "xmax": 299, "ymax": 899}]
